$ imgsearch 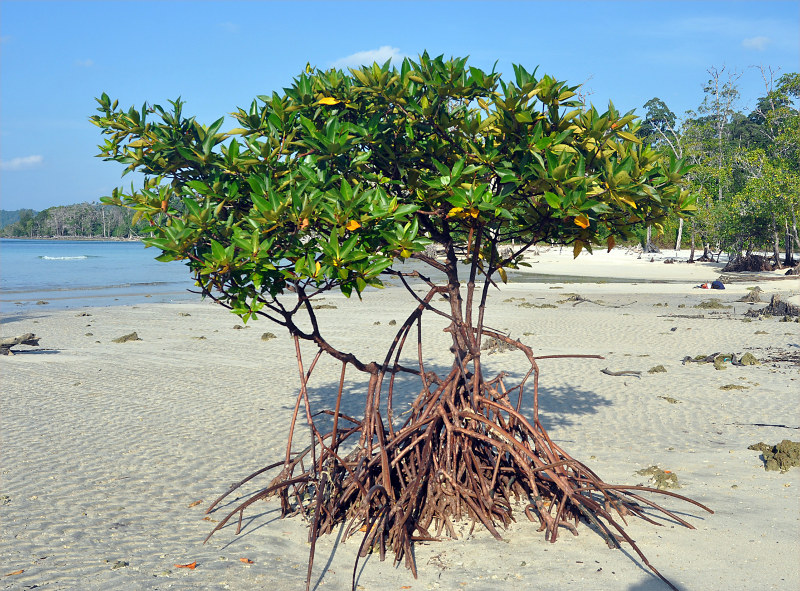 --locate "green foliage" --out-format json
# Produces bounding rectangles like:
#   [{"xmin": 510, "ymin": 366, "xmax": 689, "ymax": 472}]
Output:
[{"xmin": 92, "ymin": 54, "xmax": 694, "ymax": 319}]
